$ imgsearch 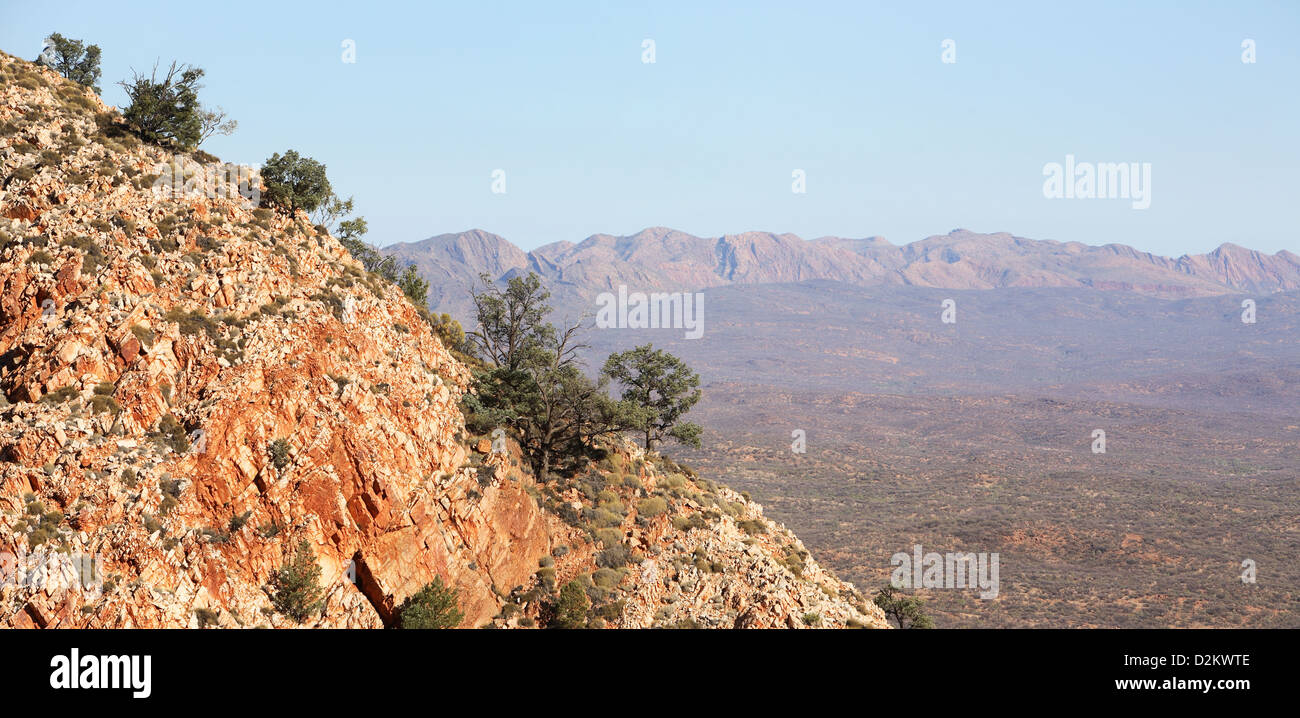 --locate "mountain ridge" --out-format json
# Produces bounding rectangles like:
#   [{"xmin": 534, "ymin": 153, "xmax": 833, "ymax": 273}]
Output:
[{"xmin": 386, "ymin": 227, "xmax": 1300, "ymax": 318}]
